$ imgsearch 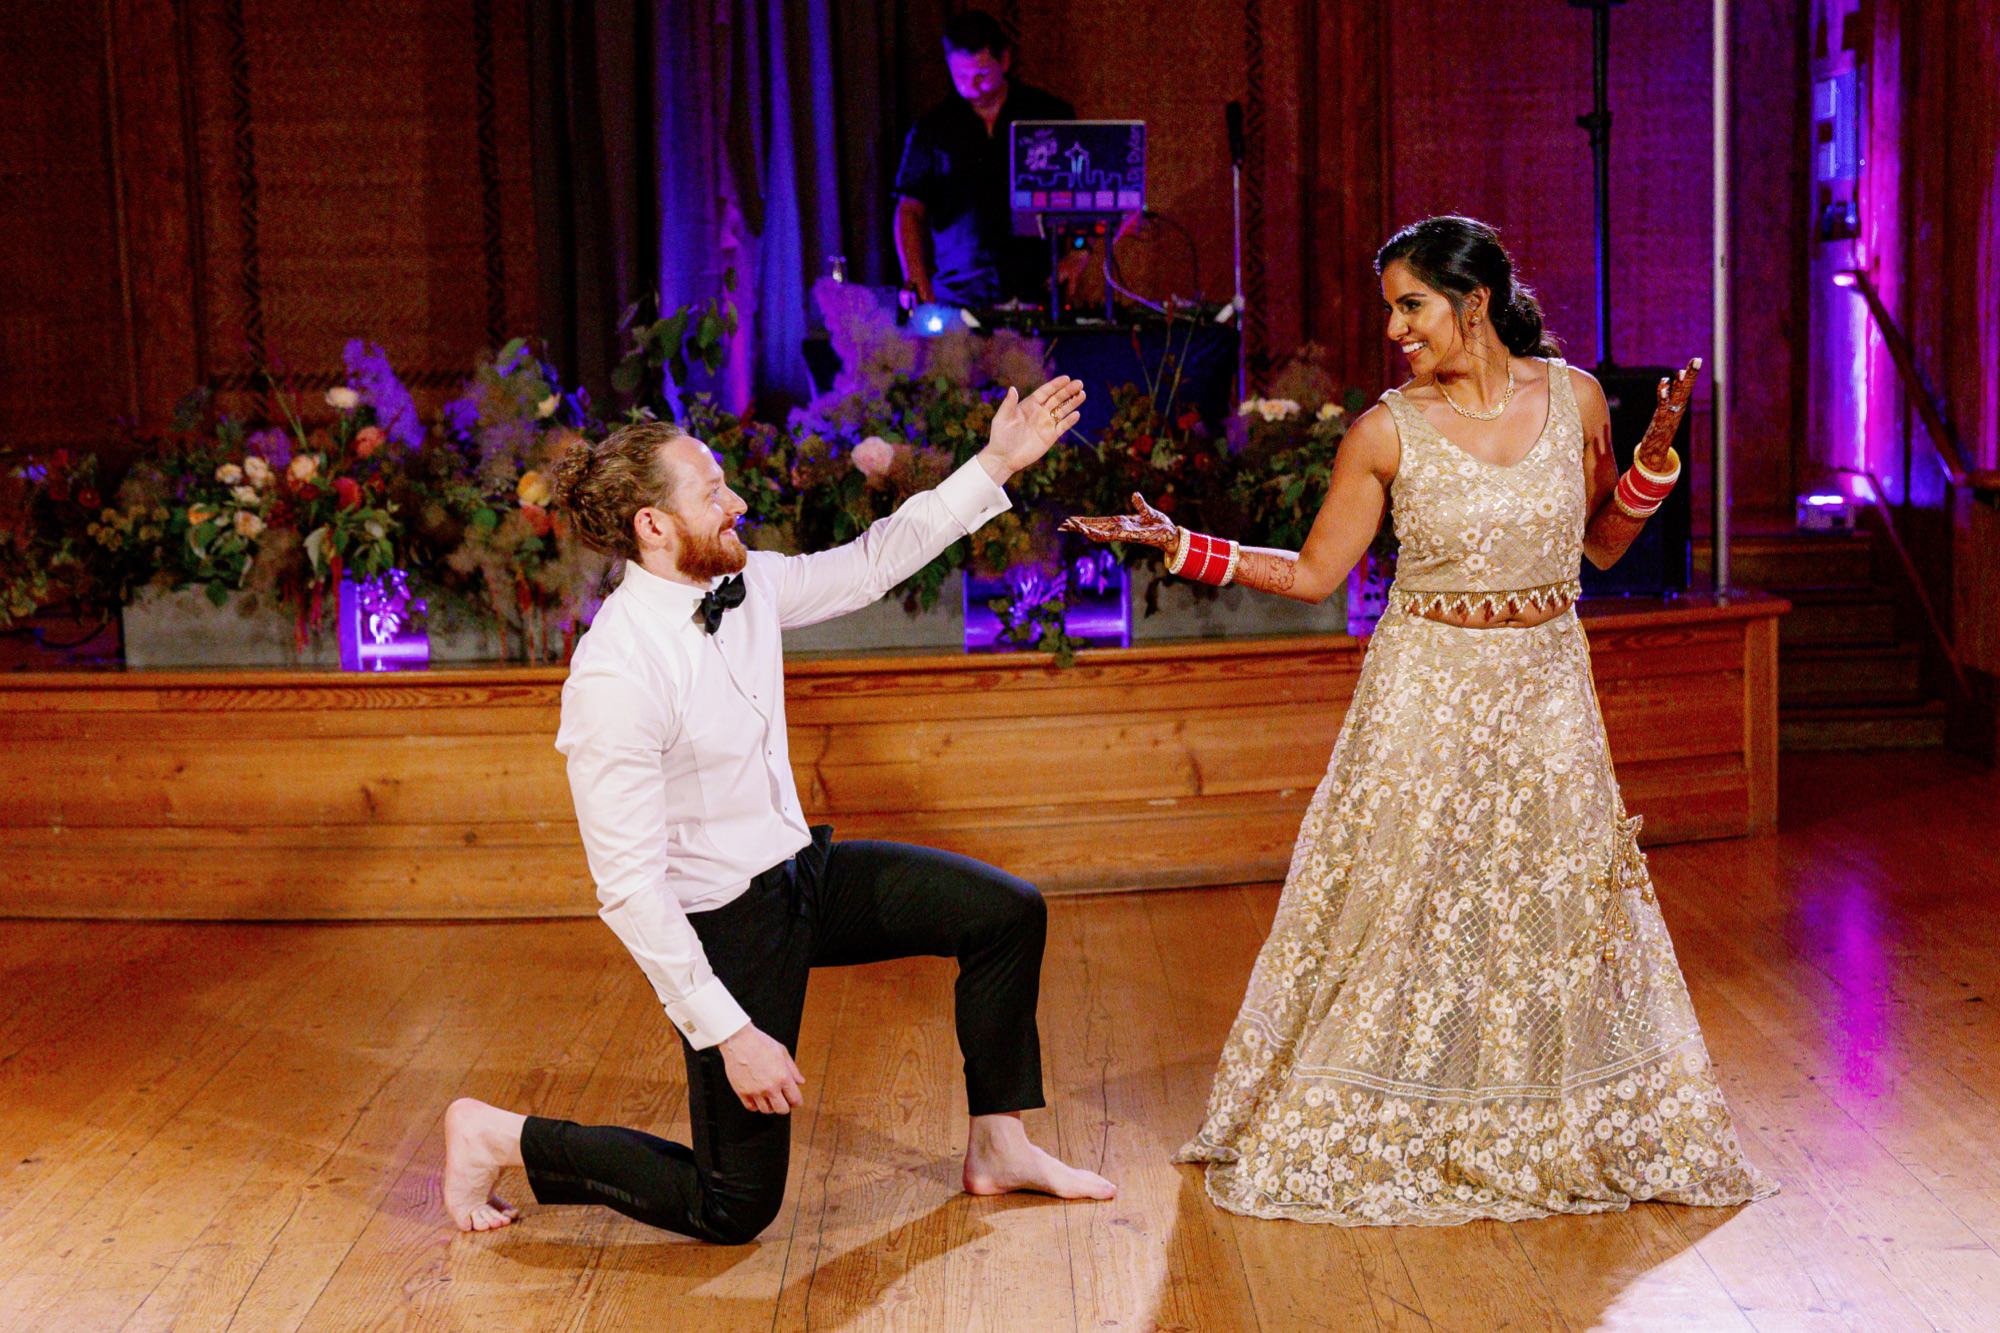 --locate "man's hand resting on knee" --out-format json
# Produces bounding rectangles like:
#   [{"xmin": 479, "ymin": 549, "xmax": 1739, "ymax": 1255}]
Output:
[{"xmin": 720, "ymin": 1024, "xmax": 806, "ymax": 1114}]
